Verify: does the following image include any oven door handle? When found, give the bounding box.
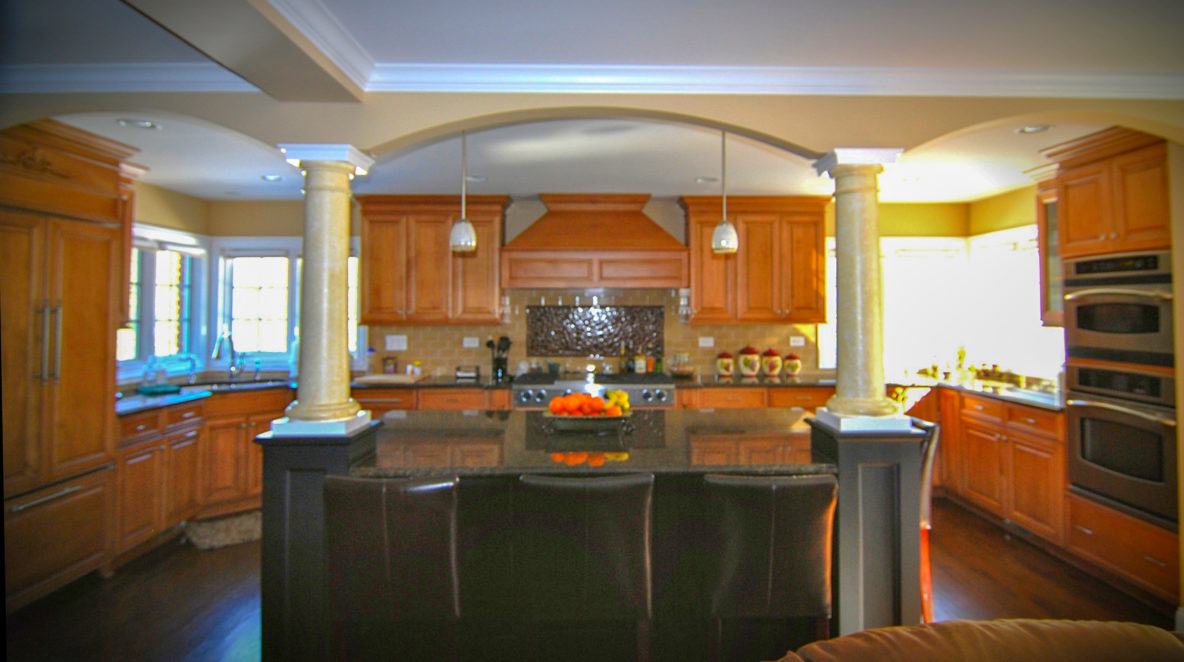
[1066,399,1177,427]
[1063,288,1173,302]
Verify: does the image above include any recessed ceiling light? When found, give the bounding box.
[465,175,486,183]
[116,118,160,130]
[261,174,283,182]
[696,176,718,184]
[1016,124,1051,134]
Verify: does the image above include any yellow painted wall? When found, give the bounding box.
[134,182,210,234]
[880,203,969,237]
[207,200,307,236]
[968,185,1037,235]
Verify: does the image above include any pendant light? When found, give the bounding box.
[449,131,478,252]
[711,130,739,254]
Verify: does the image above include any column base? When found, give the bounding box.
[815,407,912,432]
[824,394,901,419]
[269,410,372,436]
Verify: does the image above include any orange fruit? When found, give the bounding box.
[565,452,588,466]
[548,397,564,415]
[588,396,606,414]
[563,394,583,415]
[605,404,623,417]
[588,453,606,467]
[549,452,566,463]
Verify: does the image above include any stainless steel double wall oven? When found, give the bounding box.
[1063,251,1177,527]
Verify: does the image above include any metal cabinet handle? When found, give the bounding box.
[973,404,984,410]
[1022,417,1037,425]
[35,304,50,379]
[1066,399,1177,427]
[11,485,82,513]
[1143,555,1167,568]
[135,424,149,432]
[1064,288,1173,302]
[51,305,62,378]
[1073,524,1094,536]
[181,411,196,419]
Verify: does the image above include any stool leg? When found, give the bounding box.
[920,526,934,624]
[636,619,651,662]
[813,615,830,642]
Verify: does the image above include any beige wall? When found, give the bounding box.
[968,185,1037,235]
[134,182,210,233]
[207,200,307,236]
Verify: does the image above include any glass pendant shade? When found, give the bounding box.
[711,130,739,254]
[449,217,478,252]
[711,218,739,254]
[450,131,477,253]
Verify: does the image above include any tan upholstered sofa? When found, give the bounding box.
[772,619,1184,662]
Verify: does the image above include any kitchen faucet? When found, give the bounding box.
[211,329,242,381]
[184,354,198,384]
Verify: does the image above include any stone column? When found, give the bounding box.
[272,145,374,435]
[814,150,902,420]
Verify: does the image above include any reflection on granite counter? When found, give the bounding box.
[675,373,836,388]
[349,375,511,389]
[350,408,833,478]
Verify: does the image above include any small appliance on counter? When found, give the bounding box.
[455,365,481,381]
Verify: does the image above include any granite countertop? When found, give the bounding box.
[350,375,512,389]
[676,373,836,388]
[351,408,835,478]
[115,380,294,416]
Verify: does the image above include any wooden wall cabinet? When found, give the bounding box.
[198,389,292,519]
[681,196,827,324]
[1045,128,1169,259]
[1035,181,1062,326]
[359,195,508,325]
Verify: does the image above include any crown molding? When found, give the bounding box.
[278,143,375,174]
[264,0,374,91]
[0,63,257,93]
[367,64,1184,98]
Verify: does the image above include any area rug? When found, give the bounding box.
[184,510,261,550]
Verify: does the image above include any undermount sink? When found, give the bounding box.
[186,379,291,392]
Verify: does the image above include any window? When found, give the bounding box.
[117,236,202,371]
[226,256,290,354]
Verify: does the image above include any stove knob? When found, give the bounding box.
[562,388,573,396]
[641,389,653,402]
[518,390,532,403]
[534,391,547,403]
[654,390,668,402]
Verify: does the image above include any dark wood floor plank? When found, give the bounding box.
[5,499,1176,661]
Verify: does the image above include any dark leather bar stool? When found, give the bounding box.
[514,472,655,662]
[913,417,941,624]
[702,473,838,660]
[322,475,460,660]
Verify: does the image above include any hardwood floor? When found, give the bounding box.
[5,499,1175,661]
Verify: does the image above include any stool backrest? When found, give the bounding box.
[912,418,940,530]
[514,473,655,620]
[703,473,838,619]
[323,475,460,621]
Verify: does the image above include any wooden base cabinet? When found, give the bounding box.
[1067,493,1178,604]
[4,467,115,613]
[198,389,292,519]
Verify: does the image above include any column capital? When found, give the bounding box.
[278,143,375,175]
[813,148,903,177]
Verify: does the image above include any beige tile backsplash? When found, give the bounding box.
[366,289,817,378]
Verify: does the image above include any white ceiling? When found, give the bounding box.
[5,0,1183,203]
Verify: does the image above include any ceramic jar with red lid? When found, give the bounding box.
[761,348,782,377]
[738,346,761,377]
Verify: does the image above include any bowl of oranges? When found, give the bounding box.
[543,391,631,431]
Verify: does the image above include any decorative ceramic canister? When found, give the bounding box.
[783,352,802,376]
[761,348,782,377]
[715,351,734,377]
[738,346,761,377]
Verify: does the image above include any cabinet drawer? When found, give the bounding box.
[5,467,114,612]
[1005,404,1062,441]
[697,387,768,409]
[119,410,162,443]
[353,387,416,412]
[417,388,486,410]
[1067,493,1178,602]
[165,403,203,429]
[961,394,1005,422]
[768,386,833,409]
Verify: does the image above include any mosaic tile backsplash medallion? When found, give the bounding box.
[526,305,663,357]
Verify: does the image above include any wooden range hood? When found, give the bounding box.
[500,193,688,289]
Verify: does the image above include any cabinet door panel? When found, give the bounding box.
[1110,143,1170,252]
[165,428,202,525]
[360,216,407,323]
[780,216,825,322]
[1058,162,1111,258]
[1008,435,1063,544]
[117,444,163,552]
[689,219,735,322]
[246,413,273,495]
[406,216,449,321]
[937,388,962,492]
[203,416,248,505]
[451,217,501,323]
[735,214,779,321]
[961,421,1005,516]
[1,211,44,497]
[44,219,117,481]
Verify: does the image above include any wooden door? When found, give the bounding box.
[203,415,248,505]
[360,214,408,323]
[735,214,780,321]
[1007,433,1064,545]
[450,216,501,323]
[43,218,117,483]
[936,387,962,492]
[688,217,735,322]
[1109,142,1170,253]
[116,442,164,552]
[960,420,1006,516]
[164,427,202,525]
[1,211,45,498]
[405,215,450,322]
[779,214,826,322]
[1057,162,1111,258]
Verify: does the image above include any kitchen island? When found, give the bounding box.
[257,408,925,661]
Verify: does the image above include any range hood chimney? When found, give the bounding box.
[501,194,688,289]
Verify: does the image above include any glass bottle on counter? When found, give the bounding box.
[619,343,628,373]
[634,348,647,374]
